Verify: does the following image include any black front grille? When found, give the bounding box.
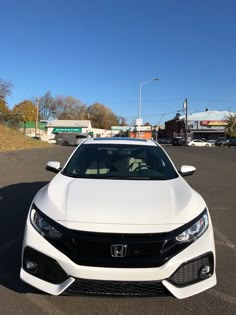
[49,230,188,268]
[65,278,171,297]
[34,206,208,269]
[169,253,214,287]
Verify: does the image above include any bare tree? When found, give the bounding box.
[35,92,126,129]
[117,116,128,126]
[53,96,87,120]
[0,78,13,99]
[38,91,54,120]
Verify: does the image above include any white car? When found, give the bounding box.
[188,139,212,147]
[20,138,216,298]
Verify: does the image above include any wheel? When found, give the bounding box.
[191,144,195,146]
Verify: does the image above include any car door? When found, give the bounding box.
[194,140,201,147]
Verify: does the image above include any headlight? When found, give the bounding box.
[30,207,62,240]
[176,211,209,243]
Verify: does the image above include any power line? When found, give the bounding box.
[123,109,184,119]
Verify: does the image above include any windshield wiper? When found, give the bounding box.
[106,176,152,180]
[62,172,153,180]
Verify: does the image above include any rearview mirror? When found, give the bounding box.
[46,161,61,173]
[179,165,196,177]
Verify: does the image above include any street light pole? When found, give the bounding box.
[183,98,188,144]
[35,98,39,138]
[137,78,160,138]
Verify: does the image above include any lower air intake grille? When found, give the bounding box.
[169,252,214,287]
[65,278,171,297]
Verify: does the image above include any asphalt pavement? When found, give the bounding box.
[0,145,235,314]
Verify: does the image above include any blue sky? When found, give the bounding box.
[1,0,236,124]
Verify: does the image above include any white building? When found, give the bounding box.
[46,120,92,142]
[46,120,112,142]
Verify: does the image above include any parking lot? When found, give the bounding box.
[0,145,235,314]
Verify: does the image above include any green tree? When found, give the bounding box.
[12,100,37,121]
[225,114,236,137]
[87,103,119,129]
[0,78,13,123]
[0,99,10,123]
[0,98,10,114]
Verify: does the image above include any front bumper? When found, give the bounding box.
[20,216,216,299]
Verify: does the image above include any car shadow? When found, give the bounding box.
[0,181,49,294]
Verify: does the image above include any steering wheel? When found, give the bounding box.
[129,163,151,172]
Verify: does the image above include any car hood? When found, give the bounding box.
[34,173,206,233]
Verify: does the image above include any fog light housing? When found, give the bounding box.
[199,265,211,279]
[25,260,38,274]
[169,252,214,287]
[23,247,68,284]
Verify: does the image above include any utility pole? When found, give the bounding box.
[35,98,39,138]
[183,98,188,144]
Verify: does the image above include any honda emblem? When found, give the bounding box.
[111,244,128,258]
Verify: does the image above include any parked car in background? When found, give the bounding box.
[215,137,229,147]
[207,140,216,145]
[55,133,88,146]
[228,138,236,147]
[75,134,89,145]
[172,137,186,146]
[188,139,212,147]
[20,137,216,298]
[158,138,173,145]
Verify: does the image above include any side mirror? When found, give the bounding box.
[179,165,196,177]
[46,161,61,173]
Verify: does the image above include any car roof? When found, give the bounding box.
[84,137,157,146]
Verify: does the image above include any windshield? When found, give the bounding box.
[62,143,178,180]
